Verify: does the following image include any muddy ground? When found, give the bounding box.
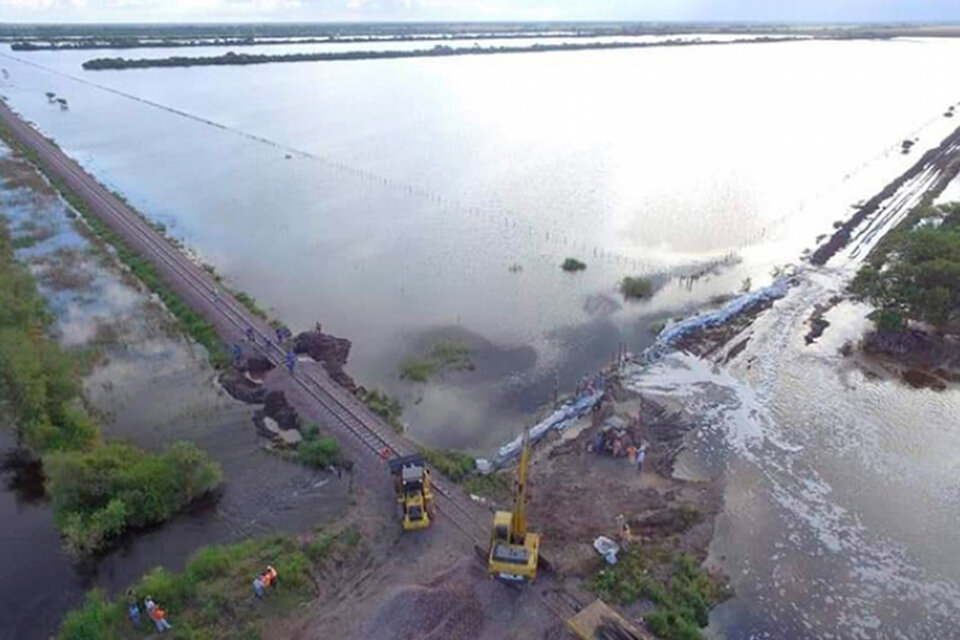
[845,328,960,392]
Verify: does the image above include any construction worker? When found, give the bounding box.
[253,574,266,598]
[637,445,646,473]
[127,595,142,628]
[149,604,172,633]
[264,565,278,588]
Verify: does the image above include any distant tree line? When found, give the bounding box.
[0,21,806,43]
[81,37,790,70]
[17,31,678,51]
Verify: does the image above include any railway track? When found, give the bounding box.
[2,102,591,631]
[0,99,491,547]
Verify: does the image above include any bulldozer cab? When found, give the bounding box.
[389,454,434,531]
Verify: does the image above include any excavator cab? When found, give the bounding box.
[487,429,541,582]
[389,454,434,531]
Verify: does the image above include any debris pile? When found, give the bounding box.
[253,390,303,446]
[293,323,359,392]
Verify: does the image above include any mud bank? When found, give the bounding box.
[854,329,960,391]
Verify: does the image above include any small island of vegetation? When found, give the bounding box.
[561,257,587,272]
[620,275,654,299]
[399,339,472,382]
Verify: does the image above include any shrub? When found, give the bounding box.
[561,257,587,272]
[45,441,223,554]
[872,308,906,333]
[56,530,363,640]
[421,447,475,481]
[58,591,124,640]
[620,276,654,299]
[297,427,340,468]
[589,548,727,640]
[361,389,404,432]
[850,225,960,330]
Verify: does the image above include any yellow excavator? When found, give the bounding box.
[389,454,434,531]
[487,428,541,582]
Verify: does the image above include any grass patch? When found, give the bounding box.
[561,257,587,272]
[620,276,654,300]
[589,548,728,640]
[398,340,472,382]
[56,527,363,640]
[296,422,340,468]
[463,472,511,502]
[399,358,435,382]
[235,290,268,321]
[420,446,475,482]
[359,389,404,433]
[46,441,223,555]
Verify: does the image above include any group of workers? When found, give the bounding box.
[125,565,279,631]
[593,428,647,472]
[234,326,297,373]
[127,594,172,633]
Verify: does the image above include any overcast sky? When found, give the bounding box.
[1,0,957,24]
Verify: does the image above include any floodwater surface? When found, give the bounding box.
[2,37,959,451]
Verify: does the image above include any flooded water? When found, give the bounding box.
[2,37,960,451]
[625,263,960,638]
[0,143,350,640]
[2,33,960,640]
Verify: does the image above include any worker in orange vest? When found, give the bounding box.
[264,565,278,588]
[149,603,172,633]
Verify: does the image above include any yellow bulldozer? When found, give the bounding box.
[487,428,541,582]
[389,453,434,531]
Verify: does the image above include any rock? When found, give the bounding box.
[805,317,830,345]
[293,323,359,392]
[263,390,301,431]
[241,354,275,377]
[253,413,303,447]
[218,369,267,404]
